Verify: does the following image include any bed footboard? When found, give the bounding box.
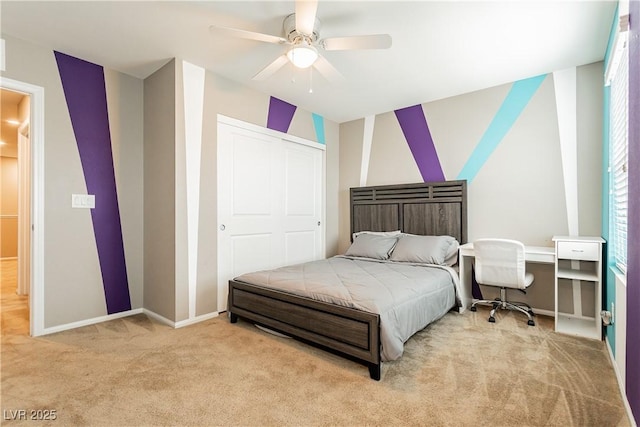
[228,279,381,380]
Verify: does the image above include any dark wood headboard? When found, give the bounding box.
[350,180,467,244]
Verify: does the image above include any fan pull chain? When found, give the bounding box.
[309,67,313,93]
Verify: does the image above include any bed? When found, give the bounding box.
[227,180,467,380]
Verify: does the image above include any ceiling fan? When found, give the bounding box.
[209,0,392,82]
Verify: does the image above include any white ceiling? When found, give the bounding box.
[1,1,616,123]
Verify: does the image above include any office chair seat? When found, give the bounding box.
[470,238,536,326]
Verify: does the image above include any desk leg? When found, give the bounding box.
[458,254,473,312]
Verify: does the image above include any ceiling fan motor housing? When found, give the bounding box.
[283,13,321,43]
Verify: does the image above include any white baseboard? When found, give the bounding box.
[532,308,554,317]
[143,308,219,328]
[40,308,144,336]
[36,308,219,337]
[142,309,175,327]
[605,335,637,426]
[174,312,219,328]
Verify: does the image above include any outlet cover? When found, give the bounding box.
[611,302,615,325]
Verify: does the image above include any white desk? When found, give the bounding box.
[552,236,604,340]
[458,242,555,312]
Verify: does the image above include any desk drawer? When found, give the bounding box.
[557,241,600,261]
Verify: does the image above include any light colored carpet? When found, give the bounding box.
[0,300,631,426]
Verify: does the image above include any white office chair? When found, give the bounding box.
[470,239,535,326]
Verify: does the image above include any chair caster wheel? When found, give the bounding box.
[488,317,495,323]
[528,320,535,326]
[470,306,477,312]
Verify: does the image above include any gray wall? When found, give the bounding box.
[338,118,365,245]
[182,63,340,320]
[1,35,340,328]
[106,68,144,310]
[143,60,176,320]
[577,63,606,235]
[1,35,144,327]
[143,59,340,323]
[338,62,604,312]
[4,33,601,327]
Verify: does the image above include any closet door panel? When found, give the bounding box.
[284,231,317,266]
[282,141,323,265]
[231,134,273,216]
[284,146,316,216]
[230,233,273,276]
[218,123,283,311]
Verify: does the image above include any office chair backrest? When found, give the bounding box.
[473,238,527,289]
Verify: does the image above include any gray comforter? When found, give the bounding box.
[234,255,461,362]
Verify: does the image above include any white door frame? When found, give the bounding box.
[1,77,45,337]
[17,119,30,296]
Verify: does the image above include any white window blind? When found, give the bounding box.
[609,39,629,274]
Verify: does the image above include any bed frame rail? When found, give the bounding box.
[228,279,381,380]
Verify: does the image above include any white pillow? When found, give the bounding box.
[352,230,401,241]
[444,239,460,266]
[345,234,399,260]
[390,234,458,265]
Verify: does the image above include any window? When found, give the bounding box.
[607,15,629,274]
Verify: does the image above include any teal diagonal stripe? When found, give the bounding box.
[312,113,325,145]
[457,74,547,183]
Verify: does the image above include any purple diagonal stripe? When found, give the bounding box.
[471,265,484,299]
[626,0,640,412]
[395,104,445,182]
[267,96,297,133]
[55,51,131,314]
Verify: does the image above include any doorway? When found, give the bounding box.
[0,88,30,335]
[1,78,44,337]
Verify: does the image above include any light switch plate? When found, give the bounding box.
[72,194,95,209]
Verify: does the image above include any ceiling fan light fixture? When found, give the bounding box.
[287,42,318,69]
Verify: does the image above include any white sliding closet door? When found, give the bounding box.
[217,117,324,312]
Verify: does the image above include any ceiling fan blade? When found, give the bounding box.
[313,56,344,83]
[252,55,289,81]
[209,25,287,45]
[321,34,392,51]
[295,0,318,35]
